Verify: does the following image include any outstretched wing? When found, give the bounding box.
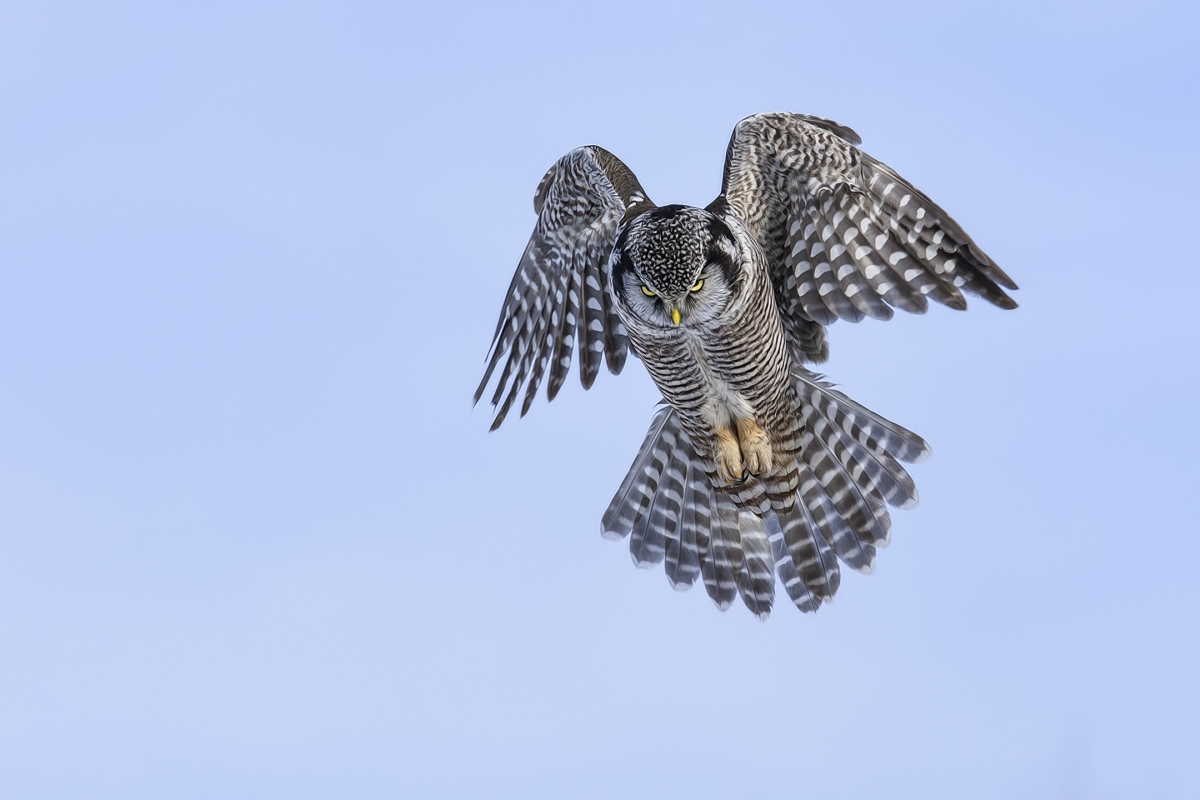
[717,112,1017,330]
[476,146,653,430]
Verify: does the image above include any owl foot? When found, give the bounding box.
[736,417,772,477]
[714,419,772,484]
[715,426,745,484]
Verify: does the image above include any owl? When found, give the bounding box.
[476,113,1017,618]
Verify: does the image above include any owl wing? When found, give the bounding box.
[716,112,1017,331]
[476,146,654,430]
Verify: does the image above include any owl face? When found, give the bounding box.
[613,205,741,330]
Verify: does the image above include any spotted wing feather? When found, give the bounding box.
[718,112,1017,337]
[476,146,652,429]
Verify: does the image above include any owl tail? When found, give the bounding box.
[602,371,929,617]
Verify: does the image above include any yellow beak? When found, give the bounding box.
[671,308,681,326]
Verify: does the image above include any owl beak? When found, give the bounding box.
[671,307,681,325]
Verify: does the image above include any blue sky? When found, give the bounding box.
[1,1,1197,797]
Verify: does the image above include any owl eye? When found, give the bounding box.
[640,285,656,297]
[689,278,704,292]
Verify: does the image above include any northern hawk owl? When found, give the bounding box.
[476,113,1017,618]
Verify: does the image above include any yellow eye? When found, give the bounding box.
[640,285,656,297]
[689,278,704,292]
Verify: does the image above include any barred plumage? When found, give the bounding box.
[478,112,1017,617]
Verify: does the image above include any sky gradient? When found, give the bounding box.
[1,1,1197,797]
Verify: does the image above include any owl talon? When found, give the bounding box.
[714,419,772,483]
[736,417,772,477]
[715,426,743,484]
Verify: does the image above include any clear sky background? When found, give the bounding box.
[1,1,1197,798]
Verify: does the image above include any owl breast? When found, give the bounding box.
[620,219,801,498]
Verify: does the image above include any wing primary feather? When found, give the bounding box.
[475,312,515,406]
[861,155,1018,292]
[578,255,604,390]
[545,252,583,401]
[476,252,540,411]
[488,262,547,424]
[492,282,548,429]
[598,242,629,376]
[520,268,564,417]
[479,146,650,429]
[859,158,1017,308]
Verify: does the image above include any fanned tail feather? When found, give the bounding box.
[629,421,686,568]
[601,406,672,540]
[706,500,743,611]
[795,415,881,573]
[794,369,931,465]
[775,497,840,613]
[663,459,702,590]
[603,377,928,616]
[733,510,776,619]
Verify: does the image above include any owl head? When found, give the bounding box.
[613,205,741,329]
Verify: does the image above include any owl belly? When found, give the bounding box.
[683,335,752,430]
[679,330,790,486]
[629,321,801,517]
